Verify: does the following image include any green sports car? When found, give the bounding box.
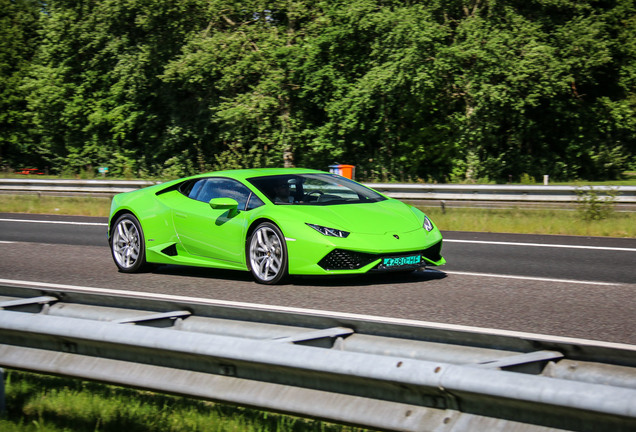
[108,168,445,284]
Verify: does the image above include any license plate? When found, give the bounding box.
[380,254,422,269]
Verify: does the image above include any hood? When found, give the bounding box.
[277,199,421,234]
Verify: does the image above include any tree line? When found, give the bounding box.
[1,0,635,182]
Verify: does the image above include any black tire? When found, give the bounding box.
[247,222,288,284]
[110,213,148,273]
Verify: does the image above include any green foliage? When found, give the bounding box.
[519,173,536,185]
[1,0,634,180]
[0,0,42,169]
[575,186,618,221]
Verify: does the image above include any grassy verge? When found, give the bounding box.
[1,369,364,432]
[421,207,636,238]
[0,195,112,217]
[1,194,634,237]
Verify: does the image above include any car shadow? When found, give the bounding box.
[151,265,254,282]
[149,265,447,287]
[289,269,448,287]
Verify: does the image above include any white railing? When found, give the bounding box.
[0,178,155,196]
[1,178,635,206]
[1,283,635,432]
[368,183,636,204]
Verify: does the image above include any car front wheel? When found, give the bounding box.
[247,222,288,284]
[110,213,147,273]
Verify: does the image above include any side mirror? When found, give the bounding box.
[209,198,239,217]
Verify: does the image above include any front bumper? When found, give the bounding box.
[286,228,445,275]
[318,240,444,271]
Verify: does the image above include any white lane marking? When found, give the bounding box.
[445,239,636,252]
[1,278,634,351]
[0,241,618,286]
[0,218,107,227]
[443,270,621,286]
[2,218,635,252]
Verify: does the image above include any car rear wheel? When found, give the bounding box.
[110,213,147,273]
[248,222,288,284]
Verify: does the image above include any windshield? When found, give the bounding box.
[247,173,387,205]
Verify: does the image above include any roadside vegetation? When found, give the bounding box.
[1,192,634,237]
[3,172,636,185]
[3,1,635,182]
[425,207,635,238]
[0,195,111,218]
[1,369,364,432]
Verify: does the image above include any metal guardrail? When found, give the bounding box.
[0,178,155,196]
[369,183,636,204]
[1,178,635,206]
[0,283,635,431]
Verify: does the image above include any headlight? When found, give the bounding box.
[410,206,435,232]
[423,215,434,232]
[306,223,350,238]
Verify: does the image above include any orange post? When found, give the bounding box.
[328,164,356,179]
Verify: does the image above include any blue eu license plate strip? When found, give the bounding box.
[381,255,422,269]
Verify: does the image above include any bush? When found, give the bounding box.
[575,186,618,220]
[519,173,536,184]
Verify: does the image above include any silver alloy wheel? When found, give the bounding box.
[249,224,285,283]
[112,217,141,270]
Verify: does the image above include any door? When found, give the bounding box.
[171,178,262,264]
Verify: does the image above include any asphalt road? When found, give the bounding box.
[1,213,635,344]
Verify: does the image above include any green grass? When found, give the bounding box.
[420,206,636,238]
[552,179,636,186]
[0,195,112,217]
[550,171,636,186]
[1,194,634,237]
[1,370,365,432]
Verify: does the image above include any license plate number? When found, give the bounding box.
[381,255,421,269]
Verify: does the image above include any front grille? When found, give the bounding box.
[318,240,443,271]
[318,250,377,270]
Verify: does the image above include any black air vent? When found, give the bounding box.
[318,250,376,270]
[161,244,178,256]
[422,240,443,263]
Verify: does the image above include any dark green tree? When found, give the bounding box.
[163,1,320,171]
[294,1,456,181]
[0,0,42,170]
[5,0,634,181]
[23,0,210,176]
[434,0,630,182]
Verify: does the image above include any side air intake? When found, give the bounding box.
[161,244,178,256]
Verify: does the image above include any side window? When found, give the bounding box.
[181,179,205,199]
[246,193,265,210]
[184,178,263,211]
